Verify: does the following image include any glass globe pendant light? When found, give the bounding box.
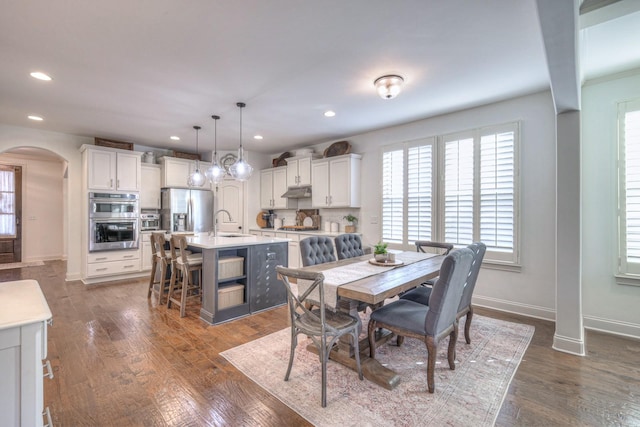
[228,102,254,181]
[205,115,225,184]
[187,125,206,187]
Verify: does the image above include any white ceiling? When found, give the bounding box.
[1,0,639,155]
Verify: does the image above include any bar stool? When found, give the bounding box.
[167,235,203,317]
[147,232,172,304]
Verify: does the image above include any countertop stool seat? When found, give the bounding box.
[167,235,203,317]
[147,232,173,304]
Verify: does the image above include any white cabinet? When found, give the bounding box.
[311,153,362,208]
[83,146,142,192]
[86,250,141,278]
[286,233,301,268]
[140,232,153,271]
[160,157,211,189]
[141,164,161,208]
[260,167,294,209]
[286,155,318,187]
[0,280,53,427]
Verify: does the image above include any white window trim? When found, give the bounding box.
[380,122,521,269]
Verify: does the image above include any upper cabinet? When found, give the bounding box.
[160,157,211,189]
[286,155,319,188]
[260,166,295,209]
[311,153,362,208]
[82,145,142,192]
[140,164,161,209]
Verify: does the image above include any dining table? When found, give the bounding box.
[298,251,446,390]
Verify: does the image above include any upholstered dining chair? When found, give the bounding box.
[415,241,454,287]
[167,235,203,317]
[147,232,172,304]
[367,248,474,393]
[334,233,365,260]
[401,242,486,344]
[299,236,337,266]
[276,265,363,407]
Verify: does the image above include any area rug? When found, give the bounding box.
[0,260,44,270]
[221,314,534,427]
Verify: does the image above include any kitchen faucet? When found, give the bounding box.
[211,209,233,237]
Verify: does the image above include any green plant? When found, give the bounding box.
[373,241,388,255]
[343,214,358,225]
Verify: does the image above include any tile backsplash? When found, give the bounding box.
[273,208,360,231]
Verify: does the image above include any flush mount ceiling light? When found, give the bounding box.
[187,125,206,187]
[228,102,254,182]
[205,115,226,185]
[374,74,404,99]
[324,110,336,117]
[30,71,52,81]
[170,136,180,141]
[28,115,43,121]
[253,135,263,140]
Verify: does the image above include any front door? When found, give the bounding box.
[216,179,244,233]
[0,165,22,263]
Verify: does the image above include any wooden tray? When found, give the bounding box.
[323,140,351,157]
[369,258,403,266]
[256,211,268,228]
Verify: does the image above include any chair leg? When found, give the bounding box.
[447,327,457,370]
[425,336,437,393]
[147,257,158,298]
[179,266,189,317]
[464,306,474,344]
[397,335,405,347]
[352,330,363,380]
[157,260,169,305]
[166,261,178,309]
[320,335,327,408]
[285,329,297,381]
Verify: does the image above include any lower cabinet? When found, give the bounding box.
[140,233,153,271]
[0,280,53,427]
[86,250,141,278]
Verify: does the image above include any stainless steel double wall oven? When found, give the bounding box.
[89,192,139,252]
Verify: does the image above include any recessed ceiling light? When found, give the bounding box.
[28,115,43,121]
[324,110,336,117]
[30,72,52,81]
[170,136,180,141]
[253,135,263,140]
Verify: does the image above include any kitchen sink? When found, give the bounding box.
[216,233,254,238]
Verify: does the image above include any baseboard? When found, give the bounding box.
[473,295,556,321]
[23,256,63,262]
[584,315,640,340]
[65,272,82,282]
[553,333,586,356]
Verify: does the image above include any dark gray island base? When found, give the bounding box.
[185,235,288,324]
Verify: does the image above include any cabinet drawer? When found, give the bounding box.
[88,250,140,263]
[87,259,141,277]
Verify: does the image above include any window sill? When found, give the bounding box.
[615,274,640,287]
[482,261,521,273]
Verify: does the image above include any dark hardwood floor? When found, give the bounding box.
[2,260,639,426]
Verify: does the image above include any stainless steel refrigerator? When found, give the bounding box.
[160,188,214,233]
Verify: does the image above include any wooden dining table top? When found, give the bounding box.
[300,251,446,305]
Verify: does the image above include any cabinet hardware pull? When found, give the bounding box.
[95,257,107,261]
[110,179,113,188]
[117,179,120,188]
[43,360,54,379]
[124,264,134,268]
[123,255,134,258]
[96,268,108,271]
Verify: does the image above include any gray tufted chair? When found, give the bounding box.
[334,233,365,260]
[299,236,337,267]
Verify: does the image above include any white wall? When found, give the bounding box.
[582,70,640,337]
[0,152,65,261]
[0,124,90,280]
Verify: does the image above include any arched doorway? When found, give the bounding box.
[0,147,67,264]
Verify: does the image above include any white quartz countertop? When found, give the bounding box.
[250,228,361,237]
[0,279,52,330]
[185,233,290,249]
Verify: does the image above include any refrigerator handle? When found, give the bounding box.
[187,197,193,231]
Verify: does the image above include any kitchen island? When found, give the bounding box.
[184,234,289,324]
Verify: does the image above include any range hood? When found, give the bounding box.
[282,186,312,198]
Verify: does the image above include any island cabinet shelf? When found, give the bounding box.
[195,240,288,324]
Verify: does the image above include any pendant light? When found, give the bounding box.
[187,125,206,187]
[228,102,254,181]
[205,115,225,184]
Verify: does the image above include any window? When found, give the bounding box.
[0,166,17,238]
[381,123,519,266]
[618,99,640,280]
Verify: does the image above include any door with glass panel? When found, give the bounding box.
[0,165,22,263]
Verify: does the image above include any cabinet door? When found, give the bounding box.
[272,167,289,208]
[328,157,351,207]
[286,160,298,188]
[87,150,116,190]
[163,158,193,188]
[311,160,330,207]
[140,165,161,208]
[297,157,312,186]
[116,152,141,191]
[216,180,244,233]
[141,241,152,271]
[260,169,274,209]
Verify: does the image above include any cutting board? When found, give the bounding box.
[256,211,268,228]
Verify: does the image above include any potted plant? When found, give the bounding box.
[373,241,388,262]
[343,214,358,233]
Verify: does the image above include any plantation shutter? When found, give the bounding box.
[407,142,434,243]
[382,149,404,243]
[0,166,17,238]
[620,102,640,275]
[443,136,474,245]
[480,129,515,254]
